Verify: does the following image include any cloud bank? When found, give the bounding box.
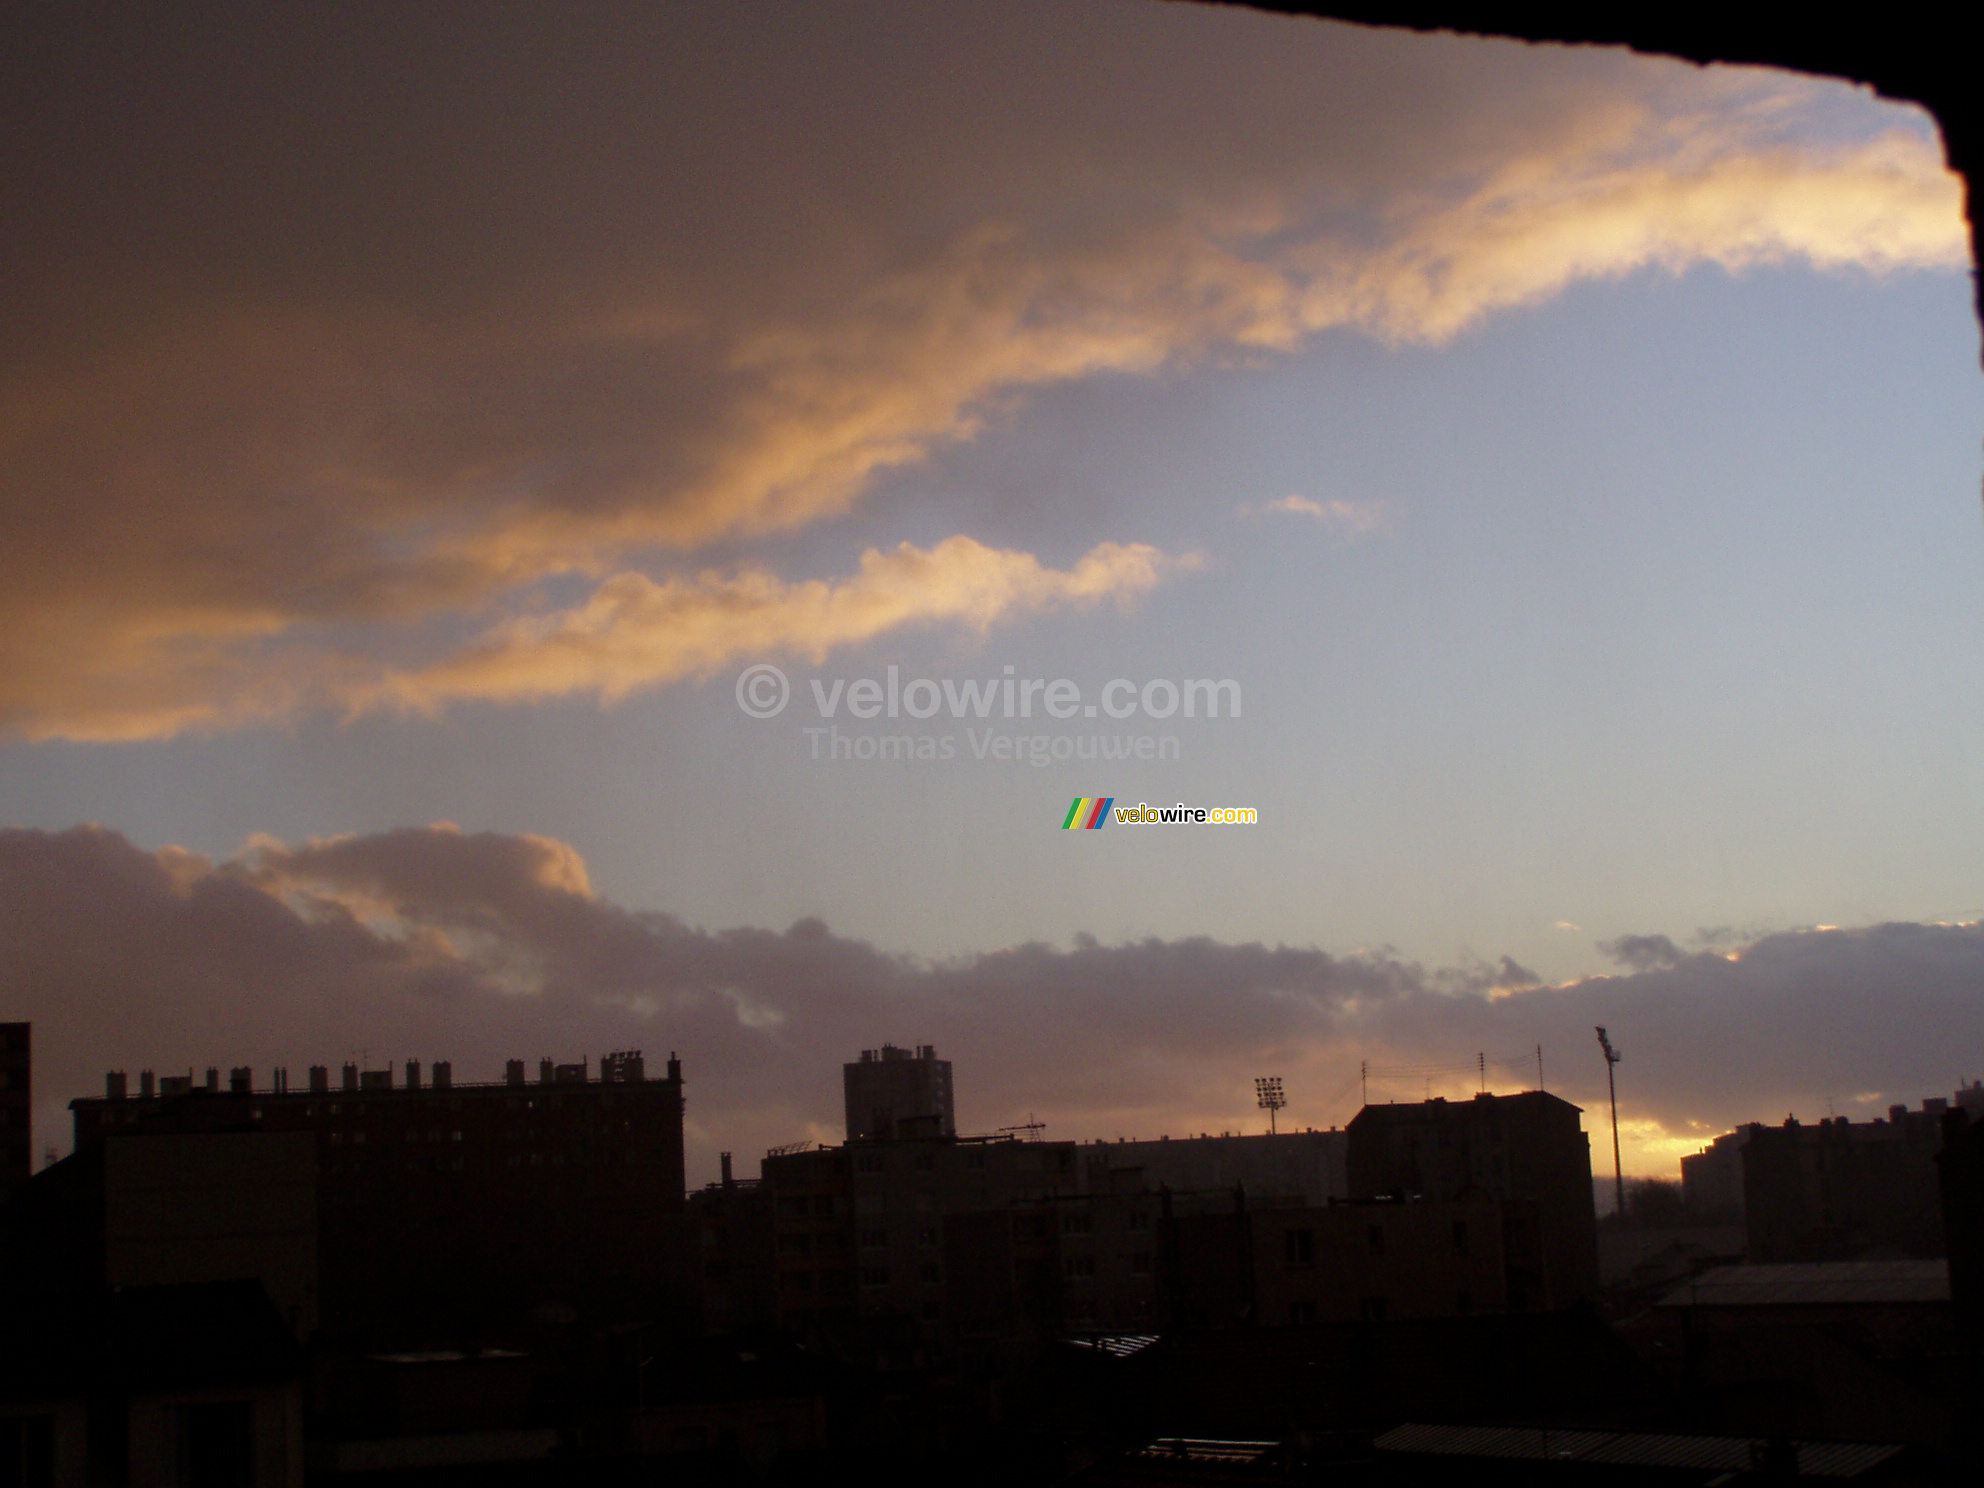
[5,824,1978,1183]
[0,3,1965,740]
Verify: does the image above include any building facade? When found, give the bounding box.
[842,1044,954,1141]
[1346,1091,1599,1310]
[1738,1103,1946,1263]
[1078,1128,1346,1206]
[64,1050,689,1346]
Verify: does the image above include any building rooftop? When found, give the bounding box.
[1654,1260,1950,1309]
[1375,1423,1906,1480]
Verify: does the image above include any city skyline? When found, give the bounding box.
[3,1,1981,1186]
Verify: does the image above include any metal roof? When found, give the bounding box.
[1375,1423,1905,1479]
[1136,1439,1279,1465]
[1653,1260,1949,1309]
[1065,1332,1161,1358]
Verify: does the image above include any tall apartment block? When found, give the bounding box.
[843,1044,954,1141]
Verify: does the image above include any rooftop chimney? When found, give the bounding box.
[106,1071,127,1100]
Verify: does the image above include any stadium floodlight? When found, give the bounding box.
[1254,1076,1286,1135]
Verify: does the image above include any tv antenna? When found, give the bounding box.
[1255,1077,1286,1135]
[1595,1027,1624,1220]
[998,1115,1045,1143]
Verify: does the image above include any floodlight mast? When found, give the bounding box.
[1254,1076,1286,1135]
[1595,1027,1624,1220]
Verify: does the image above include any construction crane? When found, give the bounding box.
[1595,1027,1624,1221]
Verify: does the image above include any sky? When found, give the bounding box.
[3,0,1981,1186]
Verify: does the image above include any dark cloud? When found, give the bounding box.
[1600,932,1684,970]
[4,825,1979,1181]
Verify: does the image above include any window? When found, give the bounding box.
[860,1266,890,1287]
[1367,1225,1384,1255]
[1061,1212,1092,1235]
[1289,1300,1318,1324]
[1456,1290,1473,1315]
[1064,1256,1096,1278]
[1284,1228,1314,1268]
[1128,1210,1150,1232]
[914,1153,934,1171]
[1129,1251,1153,1274]
[813,1194,837,1217]
[859,1229,889,1249]
[1359,1296,1389,1322]
[918,1227,938,1247]
[856,1153,884,1174]
[966,1150,987,1169]
[1452,1220,1468,1255]
[919,1263,940,1284]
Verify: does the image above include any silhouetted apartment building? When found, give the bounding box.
[947,1189,1164,1338]
[1165,1191,1512,1328]
[1939,1105,1984,1353]
[1078,1127,1346,1206]
[1346,1091,1600,1309]
[2,1131,318,1338]
[754,1044,1077,1341]
[0,1280,305,1488]
[761,1131,1078,1339]
[1680,1125,1749,1219]
[689,1152,778,1335]
[1682,1089,1978,1263]
[0,1023,28,1200]
[1737,1101,1948,1263]
[59,1050,689,1346]
[843,1044,954,1140]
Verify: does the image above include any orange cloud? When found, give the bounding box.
[366,536,1185,713]
[0,9,1965,741]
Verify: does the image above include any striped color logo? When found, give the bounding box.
[1062,797,1114,830]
